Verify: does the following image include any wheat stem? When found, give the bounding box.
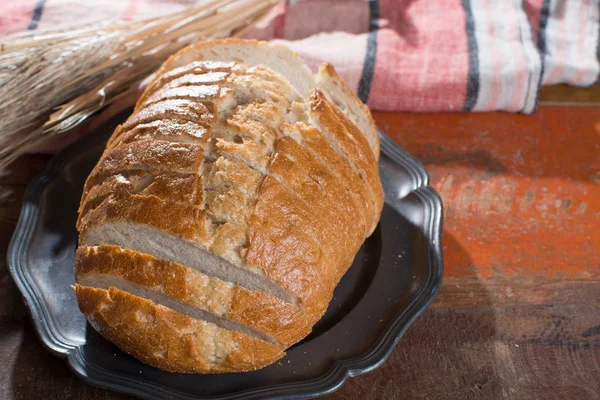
[0,0,280,171]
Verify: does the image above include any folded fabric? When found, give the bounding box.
[0,0,598,113]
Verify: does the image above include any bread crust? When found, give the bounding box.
[244,135,364,321]
[79,191,211,245]
[76,245,310,346]
[316,63,380,158]
[308,90,384,234]
[76,39,383,373]
[75,285,285,373]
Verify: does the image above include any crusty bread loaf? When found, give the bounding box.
[75,39,383,373]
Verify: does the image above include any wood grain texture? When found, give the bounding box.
[539,83,600,106]
[1,105,599,399]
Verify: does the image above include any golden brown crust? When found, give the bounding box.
[317,63,379,158]
[308,90,384,233]
[125,99,217,130]
[244,174,327,319]
[281,123,371,237]
[88,139,205,185]
[76,245,310,346]
[77,170,203,228]
[142,85,222,108]
[244,135,367,322]
[107,119,210,150]
[79,138,206,227]
[76,39,383,373]
[75,285,285,373]
[79,192,211,245]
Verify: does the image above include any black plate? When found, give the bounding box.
[8,111,443,400]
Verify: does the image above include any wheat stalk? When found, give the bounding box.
[0,0,280,170]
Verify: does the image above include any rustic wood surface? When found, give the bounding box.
[1,96,599,399]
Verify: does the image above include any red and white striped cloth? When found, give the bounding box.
[1,0,598,113]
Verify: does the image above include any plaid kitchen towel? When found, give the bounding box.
[0,0,598,114]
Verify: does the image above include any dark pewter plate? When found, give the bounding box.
[8,110,443,400]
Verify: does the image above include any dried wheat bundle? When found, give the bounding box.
[0,0,280,170]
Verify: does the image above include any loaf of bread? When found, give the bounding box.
[75,39,384,373]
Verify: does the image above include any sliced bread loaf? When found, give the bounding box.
[76,39,383,373]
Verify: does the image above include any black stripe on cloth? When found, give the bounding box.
[597,9,600,65]
[531,0,552,111]
[28,0,47,30]
[519,19,538,113]
[461,0,480,111]
[537,0,552,55]
[597,3,600,63]
[357,0,379,104]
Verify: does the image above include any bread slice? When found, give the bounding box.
[76,39,383,373]
[316,63,379,157]
[75,285,284,373]
[80,218,296,304]
[307,91,382,234]
[78,170,203,225]
[76,245,310,346]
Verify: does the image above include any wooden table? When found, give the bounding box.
[1,89,599,399]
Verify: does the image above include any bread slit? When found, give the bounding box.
[309,118,377,205]
[140,71,230,104]
[77,274,278,344]
[141,80,288,111]
[81,167,201,212]
[142,85,223,108]
[139,62,236,105]
[108,120,210,149]
[146,67,294,104]
[81,222,298,306]
[122,99,216,131]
